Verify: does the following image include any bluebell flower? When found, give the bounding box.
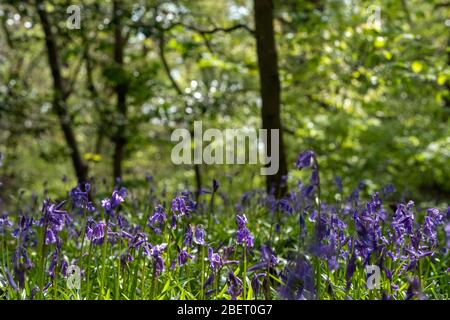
[445,223,450,249]
[149,243,167,276]
[279,257,315,300]
[12,246,32,288]
[227,272,243,300]
[102,187,127,216]
[381,184,395,197]
[0,213,12,231]
[334,176,343,194]
[177,248,193,267]
[423,208,443,246]
[111,187,127,207]
[147,205,167,234]
[207,247,223,272]
[40,199,69,244]
[249,244,279,272]
[48,251,58,278]
[4,267,18,291]
[171,194,195,217]
[277,198,293,215]
[117,215,129,229]
[295,150,315,169]
[406,277,422,300]
[86,218,107,245]
[183,224,194,247]
[251,273,265,297]
[194,225,206,246]
[236,214,254,247]
[170,214,177,229]
[70,183,95,212]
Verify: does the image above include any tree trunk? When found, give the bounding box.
[112,0,128,182]
[36,1,88,183]
[253,0,288,197]
[158,31,203,198]
[445,36,450,116]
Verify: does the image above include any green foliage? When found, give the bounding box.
[0,0,448,206]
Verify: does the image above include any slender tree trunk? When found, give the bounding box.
[112,0,128,182]
[36,0,88,183]
[445,37,450,115]
[253,0,288,197]
[82,37,105,154]
[158,31,203,198]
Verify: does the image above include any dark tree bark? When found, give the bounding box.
[253,0,288,197]
[158,31,203,200]
[36,1,88,183]
[82,35,105,155]
[445,36,450,114]
[112,0,128,182]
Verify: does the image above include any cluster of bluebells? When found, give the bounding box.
[0,149,448,300]
[40,200,70,245]
[148,205,167,234]
[101,187,127,217]
[170,194,196,229]
[70,183,95,212]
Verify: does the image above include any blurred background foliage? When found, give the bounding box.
[0,0,448,207]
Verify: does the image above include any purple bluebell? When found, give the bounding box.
[277,198,293,215]
[0,213,12,232]
[207,247,223,272]
[149,243,167,276]
[170,214,177,229]
[171,194,195,217]
[147,205,167,234]
[249,244,279,272]
[48,251,58,278]
[101,199,112,215]
[4,267,18,291]
[102,187,127,216]
[30,287,39,300]
[13,246,32,288]
[227,272,243,300]
[121,253,134,267]
[69,183,95,212]
[334,176,343,194]
[111,187,127,207]
[381,184,395,197]
[183,224,194,247]
[279,257,315,300]
[177,249,193,267]
[86,218,107,245]
[392,201,415,249]
[295,150,315,169]
[117,215,129,229]
[60,259,68,277]
[445,223,450,249]
[406,277,422,300]
[40,199,69,244]
[422,208,443,246]
[345,250,356,290]
[251,274,264,297]
[236,214,254,247]
[310,168,319,186]
[42,282,52,292]
[194,225,206,246]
